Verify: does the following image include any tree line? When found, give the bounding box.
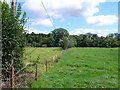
[26,28,120,49]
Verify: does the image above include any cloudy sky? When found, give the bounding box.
[6,0,119,36]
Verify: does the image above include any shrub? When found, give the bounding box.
[2,1,27,77]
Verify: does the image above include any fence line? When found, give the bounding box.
[2,51,64,88]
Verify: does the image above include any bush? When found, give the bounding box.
[60,36,77,50]
[2,1,27,76]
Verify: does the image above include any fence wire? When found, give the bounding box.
[1,51,63,88]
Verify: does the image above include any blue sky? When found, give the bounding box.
[6,0,119,36]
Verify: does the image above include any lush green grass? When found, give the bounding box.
[29,47,118,88]
[24,47,62,62]
[23,47,62,72]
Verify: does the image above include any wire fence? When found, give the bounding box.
[1,66,35,88]
[1,51,64,88]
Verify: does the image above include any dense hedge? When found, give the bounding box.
[2,1,27,77]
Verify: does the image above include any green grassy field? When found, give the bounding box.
[24,47,62,63]
[24,47,62,73]
[25,47,118,88]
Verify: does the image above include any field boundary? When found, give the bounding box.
[2,50,64,88]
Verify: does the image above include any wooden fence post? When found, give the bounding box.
[46,60,48,72]
[53,57,54,62]
[11,64,14,89]
[6,79,9,88]
[50,57,51,65]
[56,55,58,60]
[35,64,38,81]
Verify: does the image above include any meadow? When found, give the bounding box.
[24,47,118,88]
[23,47,62,73]
[24,47,62,63]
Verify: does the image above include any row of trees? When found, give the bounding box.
[73,33,120,47]
[26,28,77,50]
[26,28,120,49]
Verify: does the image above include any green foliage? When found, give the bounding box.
[25,32,119,48]
[60,37,69,50]
[52,28,69,46]
[2,1,27,71]
[26,33,55,47]
[68,36,77,48]
[75,33,119,47]
[60,36,77,50]
[51,28,77,50]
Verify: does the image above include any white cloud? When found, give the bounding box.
[25,27,49,34]
[31,19,53,27]
[69,28,117,36]
[25,27,117,37]
[22,0,105,18]
[86,15,118,26]
[22,0,118,27]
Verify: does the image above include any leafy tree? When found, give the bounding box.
[43,33,55,47]
[104,34,118,47]
[25,31,119,48]
[60,36,69,50]
[68,36,77,48]
[114,33,120,47]
[86,33,93,39]
[91,34,99,47]
[2,1,27,77]
[60,36,77,50]
[98,36,105,47]
[77,34,90,47]
[52,28,69,46]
